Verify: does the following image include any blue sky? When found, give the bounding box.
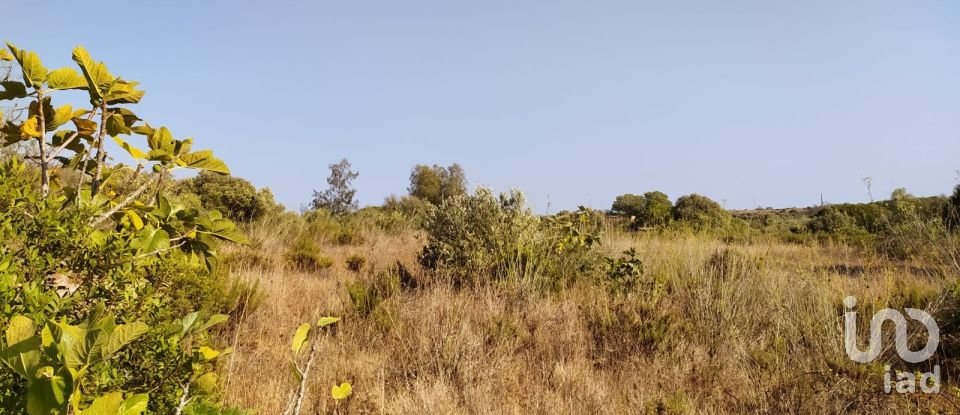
[5,0,960,212]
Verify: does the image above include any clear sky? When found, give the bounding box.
[5,0,960,212]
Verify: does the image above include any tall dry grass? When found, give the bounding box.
[217,218,959,414]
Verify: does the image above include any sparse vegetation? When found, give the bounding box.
[2,41,959,415]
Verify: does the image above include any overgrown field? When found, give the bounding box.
[2,43,960,415]
[218,209,960,414]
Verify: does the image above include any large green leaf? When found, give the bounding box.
[0,81,27,100]
[48,105,86,130]
[105,113,132,136]
[53,320,93,370]
[72,46,114,102]
[6,43,47,88]
[193,372,218,394]
[112,136,146,159]
[47,67,88,90]
[178,150,230,175]
[197,314,229,332]
[6,315,34,346]
[52,130,86,153]
[101,322,148,358]
[119,394,149,415]
[291,323,311,355]
[0,316,40,379]
[104,79,144,104]
[147,127,175,153]
[27,366,73,415]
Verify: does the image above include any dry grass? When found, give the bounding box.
[218,221,959,414]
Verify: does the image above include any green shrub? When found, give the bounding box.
[285,237,333,272]
[303,208,366,246]
[604,248,645,292]
[383,194,431,229]
[419,188,539,284]
[672,194,730,229]
[175,171,281,223]
[612,191,673,229]
[537,207,606,289]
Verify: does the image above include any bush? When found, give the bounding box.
[419,188,539,284]
[611,191,673,229]
[175,171,281,222]
[383,194,431,229]
[285,236,333,272]
[672,194,730,229]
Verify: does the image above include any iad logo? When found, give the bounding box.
[843,296,940,393]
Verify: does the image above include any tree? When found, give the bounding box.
[0,43,243,414]
[176,171,280,222]
[673,194,730,229]
[311,158,359,215]
[408,163,467,205]
[611,191,673,229]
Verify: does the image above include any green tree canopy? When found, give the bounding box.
[611,191,673,229]
[176,171,280,222]
[672,194,730,229]
[408,163,467,205]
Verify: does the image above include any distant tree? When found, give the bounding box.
[611,191,673,229]
[176,171,280,222]
[408,163,467,205]
[673,194,730,229]
[311,158,359,215]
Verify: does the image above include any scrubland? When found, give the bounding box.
[219,210,960,414]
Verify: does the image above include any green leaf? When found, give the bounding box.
[52,320,91,370]
[6,43,47,88]
[330,382,353,400]
[147,127,175,153]
[6,315,35,346]
[197,314,229,332]
[101,322,148,359]
[48,105,86,130]
[178,150,230,174]
[197,346,220,361]
[73,118,98,137]
[146,149,174,163]
[47,67,88,90]
[316,317,340,328]
[112,136,146,159]
[105,79,144,104]
[106,113,132,136]
[125,210,144,230]
[0,316,40,379]
[119,394,148,415]
[81,391,122,415]
[20,116,41,138]
[72,46,114,102]
[0,81,27,100]
[0,48,12,61]
[27,366,73,415]
[193,372,218,395]
[291,323,311,355]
